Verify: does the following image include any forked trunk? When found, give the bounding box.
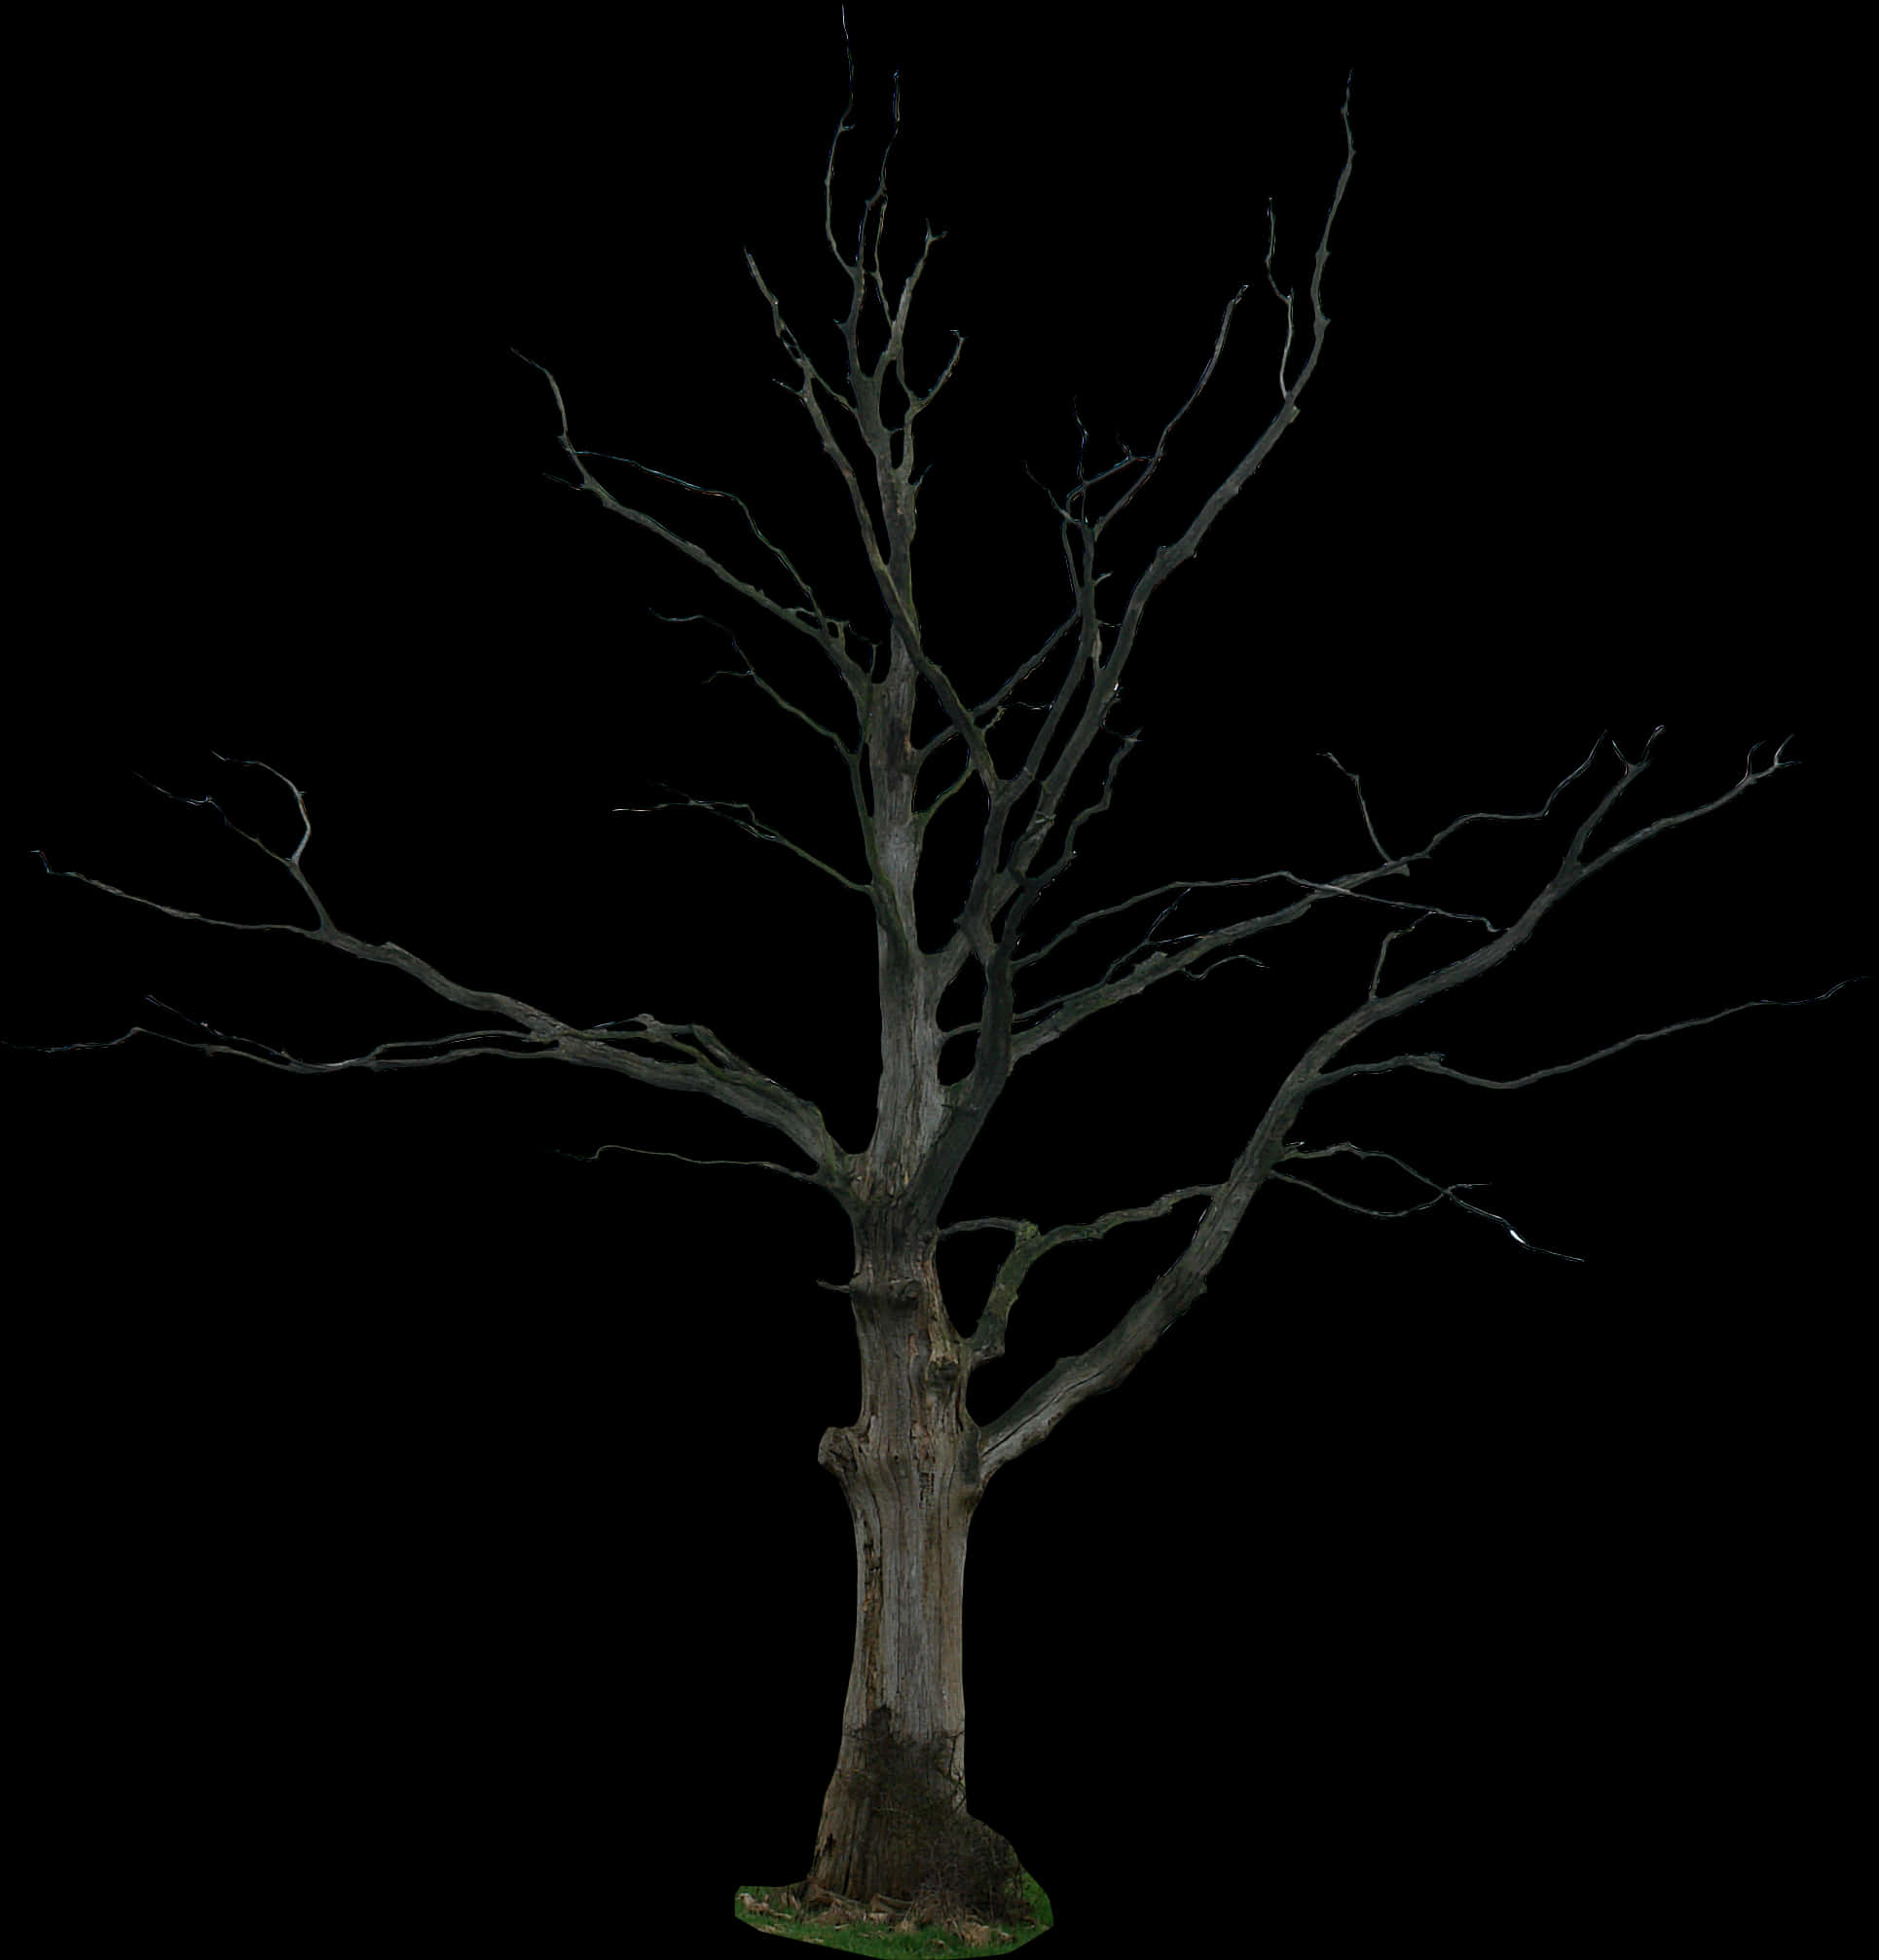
[802,1244,1027,1926]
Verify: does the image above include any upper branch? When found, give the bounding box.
[512,351,870,709]
[672,610,863,767]
[1102,80,1355,679]
[987,729,1607,1062]
[745,62,989,795]
[942,80,1359,997]
[614,783,871,895]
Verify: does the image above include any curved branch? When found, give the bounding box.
[976,733,1852,1485]
[961,1185,1220,1369]
[614,785,870,894]
[566,443,837,637]
[5,996,563,1075]
[657,610,863,765]
[24,758,851,1180]
[1312,980,1866,1095]
[747,70,999,801]
[548,1139,824,1184]
[512,351,869,706]
[1096,79,1357,709]
[1003,867,1487,1060]
[1275,1140,1582,1262]
[999,725,1751,1062]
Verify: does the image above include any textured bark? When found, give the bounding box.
[803,1232,1023,1923]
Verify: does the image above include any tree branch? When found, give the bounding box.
[996,867,1492,1059]
[949,75,1360,980]
[512,350,870,708]
[1274,1140,1582,1262]
[968,728,1646,1061]
[614,783,871,894]
[20,757,851,1183]
[657,610,864,767]
[1311,980,1866,1095]
[975,730,1853,1485]
[952,1187,1220,1370]
[547,1139,824,1184]
[743,55,993,796]
[5,995,565,1075]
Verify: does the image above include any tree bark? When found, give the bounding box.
[802,1228,1026,1925]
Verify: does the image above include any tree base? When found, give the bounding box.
[808,1717,1031,1927]
[734,1861,1051,1947]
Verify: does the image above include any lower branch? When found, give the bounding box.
[19,755,849,1175]
[952,1187,1219,1365]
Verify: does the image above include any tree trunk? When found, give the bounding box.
[802,1235,1027,1926]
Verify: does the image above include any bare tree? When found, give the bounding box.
[11,39,1861,1942]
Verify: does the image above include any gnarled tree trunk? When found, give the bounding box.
[803,1226,1025,1924]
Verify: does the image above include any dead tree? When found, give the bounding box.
[13,51,1859,1932]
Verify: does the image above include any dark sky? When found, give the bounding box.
[8,20,1862,1945]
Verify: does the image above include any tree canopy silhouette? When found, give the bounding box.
[5,19,1865,1952]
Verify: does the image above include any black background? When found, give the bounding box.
[7,15,1865,1950]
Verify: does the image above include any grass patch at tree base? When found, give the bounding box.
[733,1862,1053,1952]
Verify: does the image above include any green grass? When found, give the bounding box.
[732,1863,1053,1953]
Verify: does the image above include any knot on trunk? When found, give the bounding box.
[817,1424,858,1477]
